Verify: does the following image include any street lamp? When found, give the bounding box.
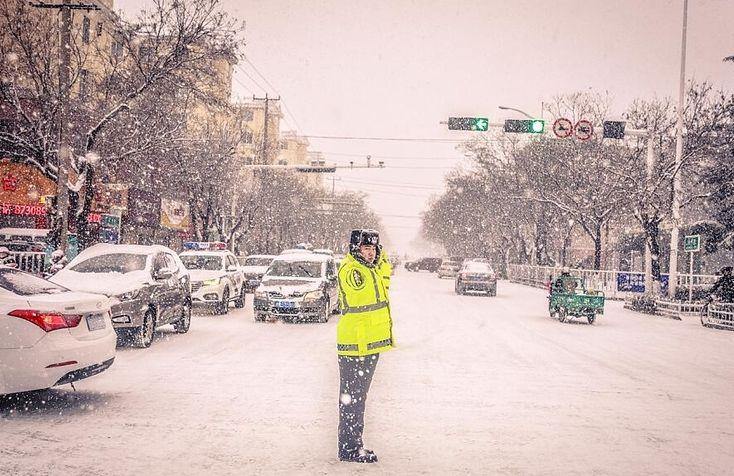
[498,105,534,119]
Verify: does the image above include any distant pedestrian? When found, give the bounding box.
[336,229,394,463]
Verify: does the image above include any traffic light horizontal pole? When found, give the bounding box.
[238,164,384,170]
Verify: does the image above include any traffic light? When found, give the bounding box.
[602,121,626,139]
[448,117,489,131]
[504,119,545,134]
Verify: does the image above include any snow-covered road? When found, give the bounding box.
[2,271,733,475]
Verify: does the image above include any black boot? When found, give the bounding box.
[339,448,378,463]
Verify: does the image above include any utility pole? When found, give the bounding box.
[252,94,280,164]
[668,0,688,298]
[33,0,100,253]
[644,134,656,294]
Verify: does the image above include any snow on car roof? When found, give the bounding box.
[245,254,276,259]
[0,227,50,237]
[271,253,331,263]
[69,244,177,266]
[180,250,231,257]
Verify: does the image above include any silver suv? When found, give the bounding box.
[51,244,191,348]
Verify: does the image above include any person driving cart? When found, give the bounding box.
[552,268,577,294]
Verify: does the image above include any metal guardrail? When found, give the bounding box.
[507,264,718,300]
[702,303,734,330]
[655,299,705,319]
[10,251,47,275]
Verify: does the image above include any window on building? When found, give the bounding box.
[139,46,153,63]
[242,109,254,121]
[279,140,288,150]
[111,40,123,59]
[278,159,288,165]
[97,21,103,37]
[243,131,253,144]
[82,16,90,44]
[79,69,90,98]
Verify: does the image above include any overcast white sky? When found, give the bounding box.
[117,0,734,255]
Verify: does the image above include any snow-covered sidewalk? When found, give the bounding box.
[1,272,733,475]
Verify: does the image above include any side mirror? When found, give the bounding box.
[154,267,174,280]
[227,265,239,272]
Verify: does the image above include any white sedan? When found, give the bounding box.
[0,266,117,395]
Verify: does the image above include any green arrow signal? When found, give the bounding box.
[471,118,489,131]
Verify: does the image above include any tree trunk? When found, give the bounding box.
[593,222,603,270]
[77,164,95,250]
[646,220,662,280]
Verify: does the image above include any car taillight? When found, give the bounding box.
[8,310,83,332]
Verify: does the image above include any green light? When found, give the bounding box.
[472,118,489,131]
[530,120,545,133]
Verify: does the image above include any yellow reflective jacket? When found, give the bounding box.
[376,248,392,294]
[337,252,394,356]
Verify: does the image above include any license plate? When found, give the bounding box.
[274,301,295,309]
[86,313,106,331]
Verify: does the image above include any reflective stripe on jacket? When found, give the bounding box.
[337,253,393,356]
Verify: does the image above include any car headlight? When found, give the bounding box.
[116,289,141,301]
[203,277,221,286]
[254,290,267,299]
[303,290,324,302]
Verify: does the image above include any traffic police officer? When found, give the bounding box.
[336,229,393,463]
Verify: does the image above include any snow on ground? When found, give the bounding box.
[1,271,733,475]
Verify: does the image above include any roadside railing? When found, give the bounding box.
[654,299,706,319]
[705,303,734,330]
[508,264,717,301]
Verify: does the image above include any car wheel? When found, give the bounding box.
[133,308,156,348]
[318,298,330,323]
[558,308,567,323]
[216,288,230,315]
[254,313,266,322]
[174,299,191,333]
[455,282,463,295]
[490,285,497,297]
[587,313,596,325]
[234,286,246,308]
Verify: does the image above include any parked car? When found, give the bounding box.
[0,227,49,252]
[455,261,497,296]
[253,253,339,323]
[239,254,276,293]
[0,266,116,394]
[50,244,191,348]
[313,248,334,256]
[405,257,442,272]
[437,259,462,278]
[180,249,246,314]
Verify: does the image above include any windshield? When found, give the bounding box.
[70,253,148,274]
[180,255,224,271]
[0,268,68,295]
[243,257,273,267]
[266,260,323,278]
